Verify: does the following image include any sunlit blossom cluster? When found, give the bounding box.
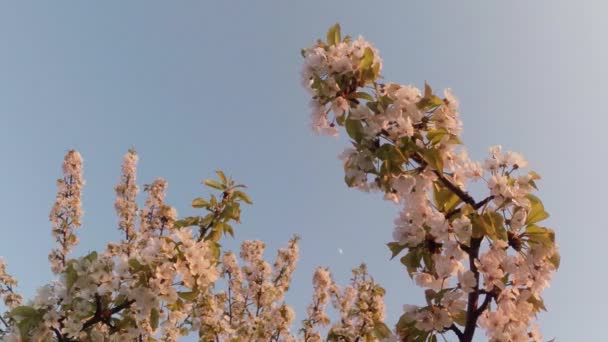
[114,149,139,250]
[301,265,389,342]
[0,260,21,311]
[0,149,389,342]
[48,150,84,274]
[302,24,558,341]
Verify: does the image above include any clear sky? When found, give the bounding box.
[0,1,602,340]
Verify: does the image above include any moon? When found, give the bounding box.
[338,248,343,255]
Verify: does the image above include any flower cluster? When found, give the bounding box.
[114,149,139,250]
[48,150,84,274]
[195,237,300,341]
[1,149,391,342]
[302,24,559,341]
[301,265,390,342]
[0,151,249,341]
[0,260,22,312]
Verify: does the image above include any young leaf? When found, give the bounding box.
[216,170,227,185]
[358,47,374,71]
[150,308,160,330]
[525,194,550,224]
[178,291,199,301]
[203,179,224,190]
[191,197,209,208]
[234,190,253,204]
[525,225,555,247]
[345,117,364,143]
[326,23,341,46]
[433,182,462,213]
[387,242,407,259]
[422,148,444,175]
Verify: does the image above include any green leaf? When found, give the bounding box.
[472,211,505,240]
[335,112,346,126]
[527,295,547,312]
[372,61,381,79]
[354,92,374,101]
[345,117,364,143]
[327,330,340,342]
[191,197,209,208]
[387,242,407,260]
[525,194,550,224]
[358,47,374,71]
[417,83,444,110]
[203,179,224,190]
[178,291,198,301]
[432,182,462,213]
[367,101,380,114]
[396,313,430,342]
[150,308,160,330]
[326,23,341,46]
[426,129,462,146]
[234,190,253,205]
[10,306,39,319]
[216,170,227,185]
[525,225,555,247]
[128,258,145,272]
[376,143,406,162]
[549,251,561,269]
[426,129,447,145]
[84,251,98,263]
[401,250,422,278]
[209,242,221,260]
[422,148,444,175]
[224,223,235,237]
[175,216,199,228]
[206,228,222,242]
[65,262,78,291]
[373,322,392,339]
[10,306,43,337]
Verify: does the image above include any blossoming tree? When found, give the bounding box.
[0,149,388,342]
[301,24,559,341]
[0,24,557,342]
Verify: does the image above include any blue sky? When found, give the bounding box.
[0,1,603,340]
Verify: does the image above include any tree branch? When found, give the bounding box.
[434,170,476,206]
[476,292,495,317]
[447,324,464,340]
[411,152,477,207]
[80,299,135,332]
[462,238,482,342]
[52,327,62,341]
[446,195,494,220]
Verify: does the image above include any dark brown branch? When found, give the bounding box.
[52,327,64,341]
[411,152,477,207]
[0,315,10,330]
[446,195,495,220]
[197,192,229,242]
[447,324,464,340]
[476,293,495,317]
[462,238,482,342]
[434,170,476,206]
[81,299,135,332]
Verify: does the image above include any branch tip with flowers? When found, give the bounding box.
[301,23,559,342]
